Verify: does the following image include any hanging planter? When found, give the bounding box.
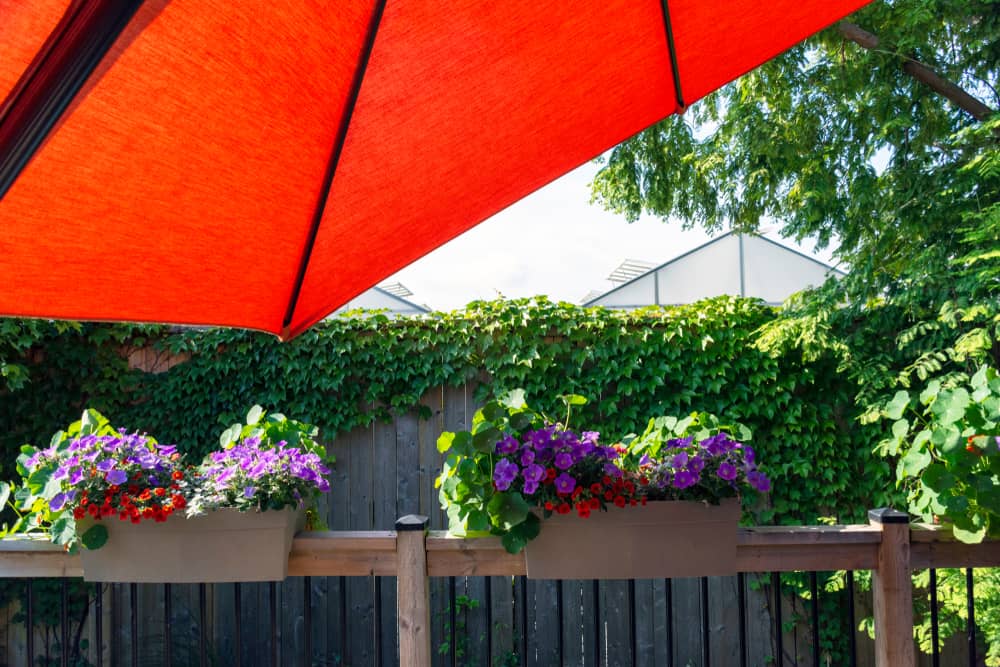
[79,506,304,583]
[524,498,740,580]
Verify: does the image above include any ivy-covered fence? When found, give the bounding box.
[0,297,897,525]
[0,297,905,664]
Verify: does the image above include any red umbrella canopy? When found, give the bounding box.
[0,0,870,338]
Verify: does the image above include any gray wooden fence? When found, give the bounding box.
[0,383,968,666]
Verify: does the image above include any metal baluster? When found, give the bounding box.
[130,583,138,667]
[199,584,207,667]
[967,568,976,667]
[929,569,940,667]
[772,572,783,667]
[701,577,710,667]
[234,583,242,667]
[164,583,172,667]
[95,583,103,667]
[61,578,68,667]
[664,578,673,667]
[809,572,820,667]
[846,571,856,667]
[737,573,747,667]
[25,579,34,665]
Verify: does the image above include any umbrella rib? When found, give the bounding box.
[282,0,389,336]
[0,0,144,200]
[658,0,686,110]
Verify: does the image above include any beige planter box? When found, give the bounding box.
[80,507,304,583]
[524,498,740,580]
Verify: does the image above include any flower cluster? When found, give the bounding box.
[491,427,650,518]
[7,406,334,552]
[24,432,193,526]
[192,435,331,513]
[639,432,770,501]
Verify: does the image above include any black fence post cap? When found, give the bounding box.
[395,515,429,531]
[868,507,910,524]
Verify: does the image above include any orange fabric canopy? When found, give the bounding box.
[0,0,870,338]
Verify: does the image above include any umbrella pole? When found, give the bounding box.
[396,515,432,667]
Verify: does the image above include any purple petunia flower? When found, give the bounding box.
[748,470,771,492]
[96,459,114,473]
[68,467,84,485]
[688,455,705,473]
[493,459,519,491]
[497,435,519,455]
[672,470,697,490]
[554,452,573,470]
[243,486,256,498]
[523,479,539,495]
[671,452,688,469]
[50,492,68,511]
[523,463,545,483]
[604,462,623,478]
[106,469,128,485]
[717,462,737,481]
[554,472,576,495]
[520,449,535,466]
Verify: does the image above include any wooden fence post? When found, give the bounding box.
[869,508,915,667]
[397,515,431,667]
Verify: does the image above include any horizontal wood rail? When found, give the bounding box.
[2,516,999,667]
[0,524,996,578]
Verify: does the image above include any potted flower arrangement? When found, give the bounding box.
[1,406,332,582]
[436,390,770,579]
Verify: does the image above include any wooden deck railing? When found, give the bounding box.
[2,509,999,667]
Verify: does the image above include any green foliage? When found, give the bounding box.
[0,296,890,527]
[876,366,1000,542]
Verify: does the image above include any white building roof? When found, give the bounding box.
[330,285,430,316]
[584,232,843,308]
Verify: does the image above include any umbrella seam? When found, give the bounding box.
[658,0,686,110]
[281,0,389,338]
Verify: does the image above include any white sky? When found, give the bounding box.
[386,161,836,312]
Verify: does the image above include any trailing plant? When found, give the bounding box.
[876,365,1000,542]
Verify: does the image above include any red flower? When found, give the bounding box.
[601,475,611,485]
[172,495,186,509]
[604,491,614,501]
[590,483,602,495]
[154,487,166,497]
[630,499,638,506]
[171,470,184,481]
[588,497,600,510]
[640,497,647,506]
[614,496,626,508]
[138,489,152,501]
[130,516,141,524]
[88,504,99,517]
[557,502,571,515]
[73,507,86,520]
[544,501,554,511]
[545,468,557,481]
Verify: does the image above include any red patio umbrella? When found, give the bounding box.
[0,0,870,338]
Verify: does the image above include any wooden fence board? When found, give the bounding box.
[347,426,376,667]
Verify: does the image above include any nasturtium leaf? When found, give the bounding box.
[892,419,909,440]
[920,380,941,406]
[80,523,108,550]
[500,512,541,554]
[900,447,932,477]
[472,426,501,453]
[559,394,587,407]
[487,491,531,531]
[437,432,456,453]
[50,516,75,545]
[508,412,534,431]
[481,401,505,422]
[467,509,490,532]
[885,391,910,420]
[246,405,264,425]
[932,425,962,455]
[0,482,9,510]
